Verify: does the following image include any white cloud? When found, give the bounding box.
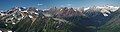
[60,5,64,7]
[37,4,43,6]
[67,4,72,6]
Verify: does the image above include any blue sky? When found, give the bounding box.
[0,0,120,10]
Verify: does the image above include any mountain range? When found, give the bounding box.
[0,5,120,32]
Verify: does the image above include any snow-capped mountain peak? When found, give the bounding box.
[99,5,119,16]
[84,5,119,16]
[84,7,90,11]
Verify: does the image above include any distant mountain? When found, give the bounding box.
[43,7,84,18]
[98,8,120,32]
[42,5,120,32]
